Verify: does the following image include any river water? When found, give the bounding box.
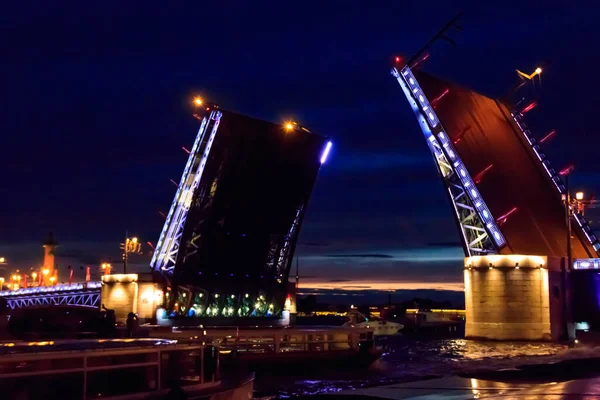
[254,335,578,398]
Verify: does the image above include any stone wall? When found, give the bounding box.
[464,255,564,341]
[101,274,162,323]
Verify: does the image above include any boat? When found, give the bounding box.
[145,325,381,372]
[0,338,254,400]
[343,310,404,336]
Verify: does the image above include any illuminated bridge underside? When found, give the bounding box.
[409,70,597,258]
[0,283,102,310]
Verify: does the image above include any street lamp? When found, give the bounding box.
[101,262,112,275]
[0,257,5,264]
[576,192,584,201]
[121,232,142,274]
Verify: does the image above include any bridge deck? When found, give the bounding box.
[415,71,596,258]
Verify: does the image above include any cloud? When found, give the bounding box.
[324,254,394,259]
[300,241,330,248]
[427,241,463,248]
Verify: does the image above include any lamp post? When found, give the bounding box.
[121,232,141,274]
[101,262,112,276]
[562,174,577,341]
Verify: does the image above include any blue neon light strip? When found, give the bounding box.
[151,111,222,270]
[320,141,332,164]
[511,112,600,253]
[151,116,210,269]
[0,282,101,297]
[573,258,600,270]
[511,113,567,194]
[396,66,506,249]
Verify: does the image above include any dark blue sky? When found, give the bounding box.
[1,1,599,294]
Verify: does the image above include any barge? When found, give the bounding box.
[0,338,253,400]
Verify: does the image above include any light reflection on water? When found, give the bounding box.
[255,336,568,398]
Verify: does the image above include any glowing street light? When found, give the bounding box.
[101,262,112,275]
[576,192,584,201]
[49,276,56,285]
[42,269,49,276]
[121,232,142,274]
[284,122,294,131]
[193,97,203,106]
[535,67,542,75]
[0,257,5,264]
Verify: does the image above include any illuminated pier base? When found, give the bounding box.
[101,274,163,323]
[464,255,566,341]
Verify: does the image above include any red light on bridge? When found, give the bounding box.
[453,125,471,145]
[521,101,537,114]
[496,206,518,226]
[559,164,575,176]
[395,56,401,63]
[182,146,191,154]
[474,164,494,184]
[431,88,450,109]
[410,53,430,69]
[539,129,557,144]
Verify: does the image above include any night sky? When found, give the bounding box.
[2,2,599,301]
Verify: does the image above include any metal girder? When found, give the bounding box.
[4,290,101,310]
[393,66,506,256]
[151,110,223,272]
[274,204,304,277]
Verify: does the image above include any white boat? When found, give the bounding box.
[343,310,403,336]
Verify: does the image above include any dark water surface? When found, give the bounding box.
[254,335,574,398]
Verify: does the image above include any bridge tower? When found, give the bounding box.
[42,232,58,279]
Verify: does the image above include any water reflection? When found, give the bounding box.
[256,337,569,398]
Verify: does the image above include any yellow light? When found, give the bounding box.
[31,272,37,279]
[255,303,260,309]
[535,67,542,74]
[131,237,138,244]
[284,122,294,131]
[0,257,5,263]
[576,192,584,201]
[11,275,17,281]
[42,269,49,276]
[49,277,55,283]
[194,97,203,106]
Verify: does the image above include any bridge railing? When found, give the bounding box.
[0,282,101,297]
